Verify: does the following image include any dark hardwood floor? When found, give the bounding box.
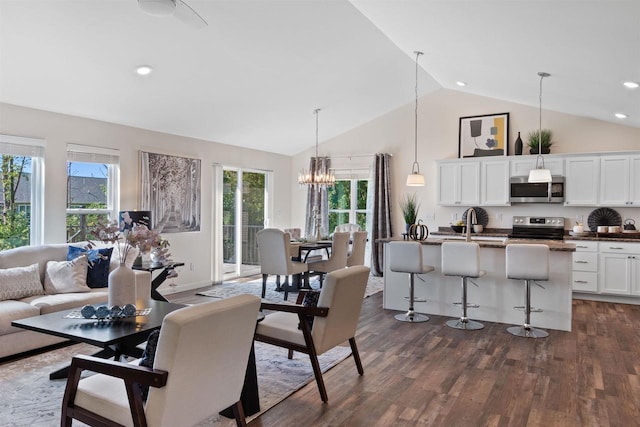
[171,288,640,426]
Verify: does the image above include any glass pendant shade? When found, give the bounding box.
[528,168,552,183]
[406,172,425,186]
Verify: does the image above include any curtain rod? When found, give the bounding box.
[328,153,392,160]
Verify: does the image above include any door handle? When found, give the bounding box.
[574,260,588,264]
[574,280,588,283]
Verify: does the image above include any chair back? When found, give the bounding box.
[506,244,550,281]
[311,265,370,354]
[146,294,261,427]
[257,228,291,276]
[442,242,481,277]
[334,223,360,234]
[329,232,350,269]
[347,231,368,267]
[284,228,301,240]
[388,241,424,274]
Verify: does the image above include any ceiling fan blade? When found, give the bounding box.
[174,0,208,29]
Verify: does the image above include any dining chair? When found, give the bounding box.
[257,228,309,300]
[61,294,261,427]
[334,223,360,235]
[307,231,349,287]
[254,265,370,402]
[347,230,368,267]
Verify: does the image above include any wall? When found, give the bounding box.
[0,103,292,292]
[290,88,640,235]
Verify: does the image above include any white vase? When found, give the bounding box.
[108,263,137,307]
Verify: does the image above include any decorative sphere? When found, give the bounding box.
[109,305,122,318]
[122,304,137,317]
[80,305,96,319]
[95,306,110,319]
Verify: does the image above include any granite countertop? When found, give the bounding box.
[379,236,576,252]
[433,227,640,243]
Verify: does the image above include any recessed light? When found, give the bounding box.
[456,81,467,87]
[615,113,628,119]
[623,81,639,89]
[136,65,153,76]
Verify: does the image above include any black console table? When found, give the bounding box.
[133,261,185,302]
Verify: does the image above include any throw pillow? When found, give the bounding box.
[298,290,321,330]
[139,329,160,401]
[43,256,91,294]
[67,246,113,288]
[0,263,44,301]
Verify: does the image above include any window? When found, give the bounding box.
[0,135,45,249]
[328,179,368,233]
[66,144,119,243]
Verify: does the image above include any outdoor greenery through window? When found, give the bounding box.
[0,135,44,249]
[66,145,119,243]
[328,179,368,233]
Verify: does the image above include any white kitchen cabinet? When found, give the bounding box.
[566,240,598,293]
[599,155,640,206]
[437,161,480,206]
[598,242,640,295]
[480,159,510,206]
[564,157,599,206]
[510,157,564,177]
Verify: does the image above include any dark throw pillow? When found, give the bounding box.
[67,246,113,288]
[298,290,321,331]
[138,329,160,401]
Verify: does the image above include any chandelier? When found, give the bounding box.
[298,108,335,187]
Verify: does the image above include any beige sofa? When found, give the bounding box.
[0,243,151,359]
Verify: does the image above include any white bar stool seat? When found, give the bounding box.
[441,242,485,330]
[506,243,550,338]
[388,241,434,323]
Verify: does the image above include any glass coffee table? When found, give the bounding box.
[11,299,184,379]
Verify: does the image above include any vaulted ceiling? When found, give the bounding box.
[1,1,638,155]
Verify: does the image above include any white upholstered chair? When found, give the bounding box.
[346,230,368,267]
[257,228,309,300]
[307,232,350,287]
[388,241,434,322]
[334,223,360,235]
[254,265,370,402]
[61,294,261,427]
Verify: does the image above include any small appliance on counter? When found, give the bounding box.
[624,219,637,232]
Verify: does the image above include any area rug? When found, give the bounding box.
[0,341,351,427]
[197,273,383,300]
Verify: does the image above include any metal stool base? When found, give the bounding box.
[507,325,549,338]
[446,318,484,330]
[395,312,429,323]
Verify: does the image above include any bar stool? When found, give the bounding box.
[388,241,434,322]
[506,243,550,338]
[441,241,485,330]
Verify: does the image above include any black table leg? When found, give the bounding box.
[220,341,260,417]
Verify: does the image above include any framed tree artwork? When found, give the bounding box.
[140,151,201,233]
[458,112,509,158]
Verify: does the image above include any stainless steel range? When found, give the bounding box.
[509,216,565,240]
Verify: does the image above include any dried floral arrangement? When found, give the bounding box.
[87,221,171,264]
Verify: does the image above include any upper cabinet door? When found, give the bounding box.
[437,161,479,206]
[481,160,510,206]
[600,156,630,206]
[565,157,599,206]
[599,155,640,206]
[510,157,564,177]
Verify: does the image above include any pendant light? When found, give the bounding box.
[528,72,552,183]
[406,51,425,187]
[298,108,335,187]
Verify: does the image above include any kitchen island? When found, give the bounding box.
[382,237,576,332]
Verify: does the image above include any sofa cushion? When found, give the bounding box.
[68,246,113,288]
[0,244,69,285]
[26,290,108,315]
[0,263,44,301]
[0,300,41,335]
[44,257,91,294]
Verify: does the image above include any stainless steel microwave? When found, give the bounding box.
[510,176,565,203]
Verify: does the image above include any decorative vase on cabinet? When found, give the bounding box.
[514,132,523,155]
[108,263,136,307]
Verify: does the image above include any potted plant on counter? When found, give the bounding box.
[527,129,553,154]
[400,193,419,235]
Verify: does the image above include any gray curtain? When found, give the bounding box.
[304,157,331,238]
[371,153,392,276]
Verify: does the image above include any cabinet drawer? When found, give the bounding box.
[572,253,598,272]
[566,240,598,252]
[598,242,640,254]
[572,271,598,293]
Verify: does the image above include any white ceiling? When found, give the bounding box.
[1,0,638,156]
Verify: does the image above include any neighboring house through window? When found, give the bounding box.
[66,144,120,243]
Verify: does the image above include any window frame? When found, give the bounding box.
[328,178,369,230]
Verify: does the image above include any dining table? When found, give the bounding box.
[285,240,333,290]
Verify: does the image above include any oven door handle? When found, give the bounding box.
[548,181,552,202]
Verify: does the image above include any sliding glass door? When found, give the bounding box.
[222,167,269,280]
